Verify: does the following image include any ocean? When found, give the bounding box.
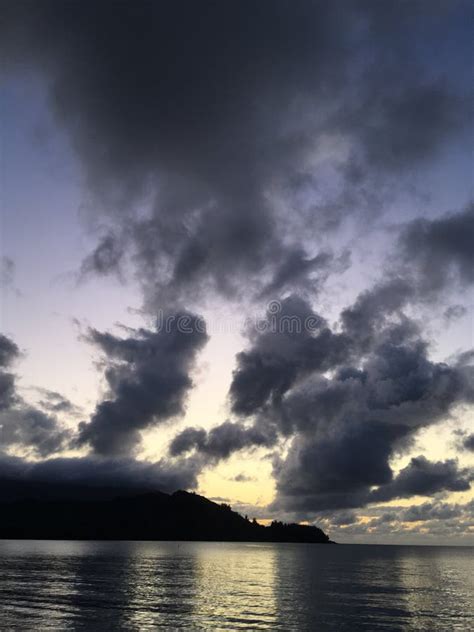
[0,540,472,630]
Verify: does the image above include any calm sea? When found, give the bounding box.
[0,540,472,630]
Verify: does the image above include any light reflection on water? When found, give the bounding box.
[0,540,472,630]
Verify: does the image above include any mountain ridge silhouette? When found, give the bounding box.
[0,486,332,543]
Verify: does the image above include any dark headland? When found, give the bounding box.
[0,486,332,543]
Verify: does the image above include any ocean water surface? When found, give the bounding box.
[0,540,472,630]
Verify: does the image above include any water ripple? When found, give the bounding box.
[0,541,472,630]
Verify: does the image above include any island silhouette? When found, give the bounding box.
[0,484,331,543]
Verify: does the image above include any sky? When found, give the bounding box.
[0,0,473,544]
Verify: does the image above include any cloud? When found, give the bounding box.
[312,498,474,544]
[462,434,474,452]
[0,451,200,500]
[352,82,468,172]
[35,388,83,416]
[0,333,71,456]
[40,394,75,414]
[77,311,208,455]
[0,407,71,458]
[230,473,256,483]
[398,501,469,523]
[80,233,124,279]
[340,278,415,349]
[170,287,473,505]
[0,257,15,289]
[272,423,397,512]
[170,421,276,461]
[0,372,16,411]
[329,511,357,526]
[397,203,474,296]
[259,248,350,299]
[0,329,203,493]
[230,295,350,416]
[1,1,471,307]
[0,334,18,411]
[444,304,467,323]
[169,427,207,457]
[270,333,473,513]
[370,456,473,503]
[0,333,20,368]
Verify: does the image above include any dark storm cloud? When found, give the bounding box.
[270,334,474,513]
[77,311,208,456]
[275,450,473,516]
[397,203,474,295]
[230,295,349,416]
[227,283,422,425]
[0,451,200,499]
[271,423,398,512]
[269,287,473,515]
[2,1,471,306]
[370,456,473,503]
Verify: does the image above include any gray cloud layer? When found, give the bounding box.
[2,1,471,308]
[0,452,200,499]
